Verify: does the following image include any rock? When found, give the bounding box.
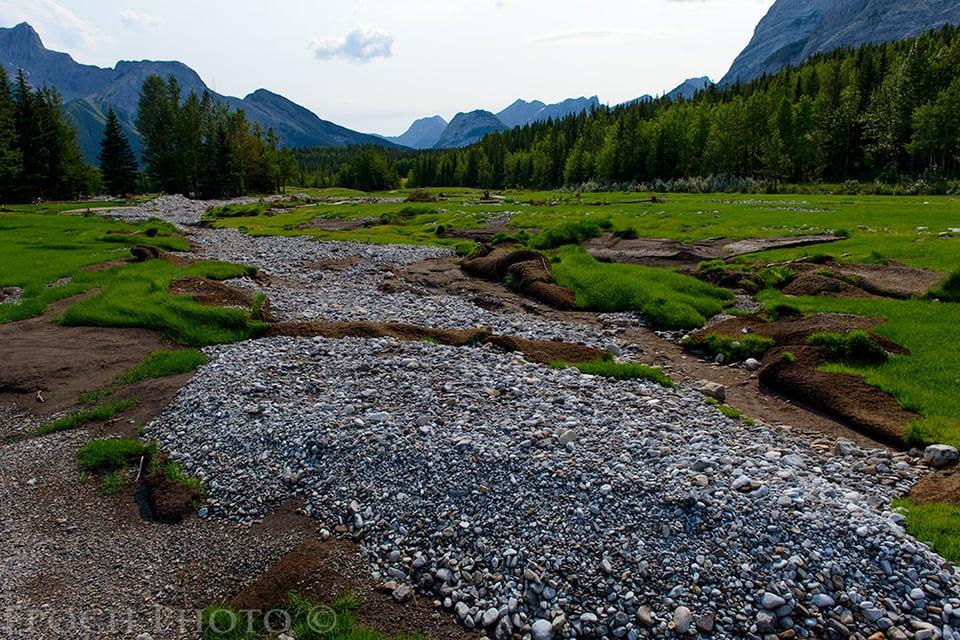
[692,474,710,487]
[811,593,835,608]
[757,610,776,633]
[744,357,761,371]
[924,444,959,468]
[673,606,692,634]
[636,606,654,627]
[482,607,500,627]
[392,584,414,603]
[696,380,726,402]
[695,612,716,635]
[833,439,862,456]
[762,593,787,610]
[532,618,554,640]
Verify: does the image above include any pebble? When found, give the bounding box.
[123,196,957,640]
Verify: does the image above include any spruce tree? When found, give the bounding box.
[97,107,138,195]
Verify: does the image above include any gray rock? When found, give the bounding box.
[744,358,761,371]
[696,380,726,402]
[531,618,554,640]
[924,444,959,468]
[761,592,786,610]
[673,606,692,634]
[392,584,414,603]
[481,606,500,627]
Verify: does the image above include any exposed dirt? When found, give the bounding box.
[169,276,275,320]
[909,466,960,507]
[689,315,916,447]
[231,535,477,640]
[786,259,944,300]
[584,233,842,267]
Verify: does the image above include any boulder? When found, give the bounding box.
[924,444,959,468]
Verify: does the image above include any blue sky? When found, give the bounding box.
[0,0,775,135]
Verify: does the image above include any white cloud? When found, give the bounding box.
[0,0,102,51]
[119,10,164,31]
[536,30,644,43]
[312,25,393,63]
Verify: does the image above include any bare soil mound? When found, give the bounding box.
[143,454,200,524]
[699,314,908,355]
[462,248,576,309]
[787,260,944,299]
[909,466,960,507]
[758,347,916,448]
[691,315,913,447]
[584,233,841,267]
[169,276,275,319]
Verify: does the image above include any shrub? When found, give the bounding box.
[405,187,437,202]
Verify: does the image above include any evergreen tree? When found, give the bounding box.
[97,107,138,195]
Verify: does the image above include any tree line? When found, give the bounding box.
[0,67,97,202]
[397,25,960,192]
[135,75,299,198]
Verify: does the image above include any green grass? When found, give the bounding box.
[926,267,960,301]
[807,329,888,366]
[704,397,754,424]
[758,290,960,447]
[76,437,153,471]
[100,470,127,494]
[892,499,960,564]
[116,349,208,386]
[59,259,264,346]
[201,591,426,640]
[552,358,675,388]
[551,246,733,329]
[527,219,609,250]
[0,211,188,323]
[681,333,776,361]
[33,397,139,436]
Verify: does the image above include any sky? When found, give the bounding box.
[0,0,775,136]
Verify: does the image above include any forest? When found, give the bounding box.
[302,25,960,194]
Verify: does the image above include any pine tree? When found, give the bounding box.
[97,107,138,195]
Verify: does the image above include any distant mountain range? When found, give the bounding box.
[721,0,960,85]
[0,22,396,163]
[378,96,602,150]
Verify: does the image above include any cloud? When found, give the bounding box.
[119,10,164,31]
[312,25,393,63]
[0,0,102,50]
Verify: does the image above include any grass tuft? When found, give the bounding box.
[681,333,775,361]
[33,397,139,436]
[892,498,960,564]
[76,437,153,471]
[552,246,733,329]
[561,358,676,388]
[807,330,888,366]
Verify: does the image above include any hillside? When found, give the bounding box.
[722,0,960,85]
[0,22,395,163]
[432,110,509,149]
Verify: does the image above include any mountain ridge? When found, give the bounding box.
[0,22,397,163]
[721,0,960,85]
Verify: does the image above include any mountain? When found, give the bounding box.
[376,115,448,149]
[666,76,711,101]
[721,0,960,86]
[496,99,548,128]
[0,22,396,164]
[433,110,509,149]
[624,76,714,105]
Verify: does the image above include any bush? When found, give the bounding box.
[405,187,437,202]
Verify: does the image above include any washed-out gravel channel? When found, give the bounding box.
[107,197,959,639]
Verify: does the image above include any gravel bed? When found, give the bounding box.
[116,197,960,639]
[146,335,959,640]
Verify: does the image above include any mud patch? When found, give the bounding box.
[787,260,944,300]
[231,535,475,640]
[584,233,841,268]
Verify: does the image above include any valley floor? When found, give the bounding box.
[1,196,957,640]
